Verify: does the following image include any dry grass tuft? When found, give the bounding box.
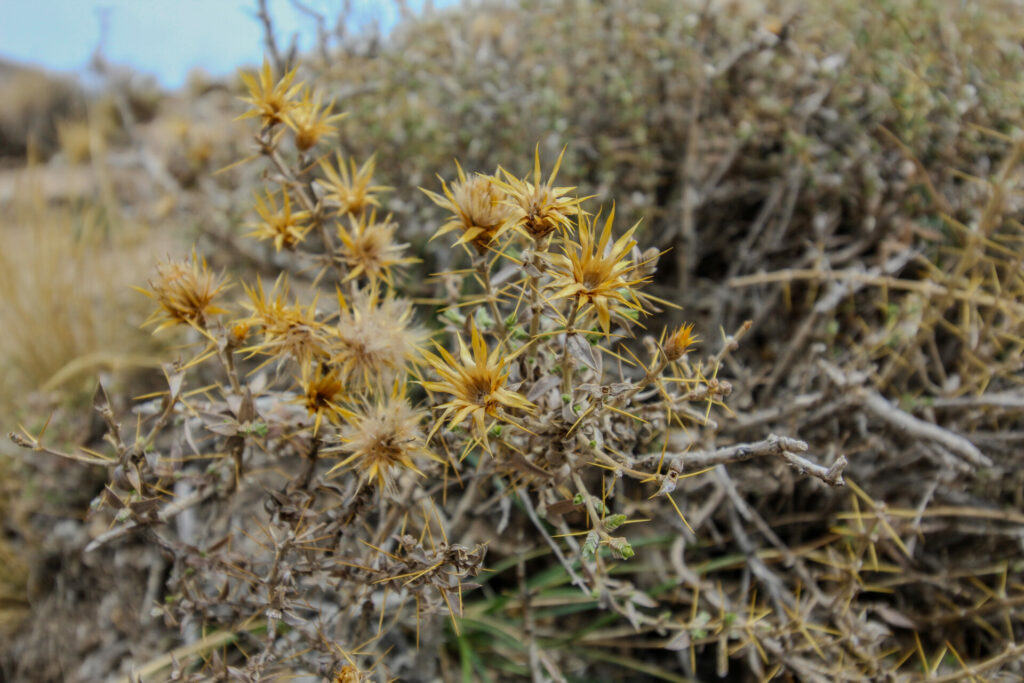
[0,172,162,414]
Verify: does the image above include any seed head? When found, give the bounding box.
[137,249,229,333]
[545,206,649,333]
[664,322,699,361]
[238,58,303,128]
[326,381,438,494]
[336,210,418,287]
[316,153,389,217]
[285,87,346,151]
[331,287,426,391]
[240,276,330,363]
[494,145,585,240]
[422,162,514,254]
[421,319,533,449]
[247,189,312,252]
[298,362,349,435]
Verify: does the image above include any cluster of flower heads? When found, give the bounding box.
[132,61,436,496]
[142,60,703,521]
[104,57,730,682]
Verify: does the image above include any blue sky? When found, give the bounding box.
[0,0,429,88]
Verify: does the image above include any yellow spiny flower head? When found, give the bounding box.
[238,58,303,128]
[316,153,390,217]
[421,161,513,254]
[494,145,584,240]
[240,275,330,363]
[331,286,426,391]
[664,322,699,361]
[545,206,649,333]
[298,362,349,435]
[326,381,438,494]
[137,249,229,333]
[336,209,418,287]
[247,189,312,252]
[285,87,346,151]
[421,319,533,448]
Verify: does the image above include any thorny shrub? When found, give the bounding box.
[9,60,847,680]
[9,2,1024,676]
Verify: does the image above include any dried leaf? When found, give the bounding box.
[547,499,584,516]
[665,629,691,651]
[164,363,185,401]
[872,605,917,630]
[206,422,240,437]
[567,333,600,374]
[507,450,552,479]
[104,486,126,510]
[129,498,162,517]
[527,375,560,402]
[93,381,112,414]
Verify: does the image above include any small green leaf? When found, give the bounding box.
[582,530,599,560]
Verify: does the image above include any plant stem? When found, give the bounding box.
[561,295,580,394]
[475,256,506,337]
[262,136,348,284]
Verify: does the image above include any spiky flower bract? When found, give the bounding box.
[422,162,514,254]
[336,210,418,287]
[285,87,346,151]
[331,287,425,391]
[326,382,437,494]
[298,362,349,435]
[247,189,312,252]
[421,320,533,448]
[316,153,389,217]
[240,276,330,363]
[664,322,699,361]
[238,58,303,128]
[545,206,649,333]
[495,145,585,240]
[137,249,229,333]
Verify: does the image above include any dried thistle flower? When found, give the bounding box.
[247,189,312,252]
[545,206,648,333]
[336,210,418,287]
[285,87,347,151]
[240,276,330,363]
[298,362,349,435]
[238,58,303,128]
[421,319,533,448]
[136,249,229,332]
[421,162,513,253]
[495,145,585,240]
[331,664,370,683]
[664,322,699,361]
[326,382,437,493]
[331,287,425,391]
[316,153,389,216]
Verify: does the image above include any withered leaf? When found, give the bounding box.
[547,499,585,516]
[527,375,560,402]
[206,421,240,437]
[93,381,112,414]
[444,582,483,594]
[183,419,200,456]
[567,333,600,374]
[665,629,691,651]
[104,485,126,509]
[630,590,659,608]
[506,451,553,478]
[163,362,185,401]
[129,498,162,517]
[872,605,917,630]
[127,467,144,495]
